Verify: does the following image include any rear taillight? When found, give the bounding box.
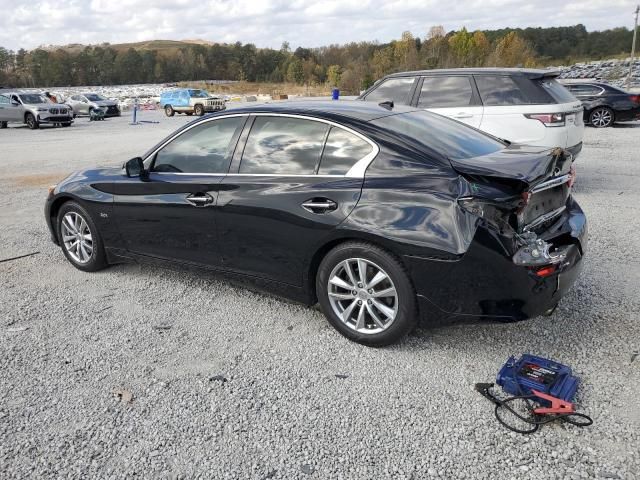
[630,95,640,105]
[524,113,566,127]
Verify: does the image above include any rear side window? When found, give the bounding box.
[0,95,8,104]
[153,116,244,173]
[371,111,505,160]
[537,79,577,103]
[475,76,528,106]
[240,117,328,175]
[418,76,474,108]
[318,127,373,175]
[364,77,415,105]
[566,84,603,96]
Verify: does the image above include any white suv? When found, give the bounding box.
[359,68,584,157]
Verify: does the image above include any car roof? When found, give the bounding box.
[213,99,417,122]
[383,67,560,79]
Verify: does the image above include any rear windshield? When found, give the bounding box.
[372,111,505,160]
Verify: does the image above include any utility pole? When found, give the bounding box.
[628,5,639,88]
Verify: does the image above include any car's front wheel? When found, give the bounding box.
[25,113,39,129]
[590,107,614,128]
[316,242,417,346]
[57,201,108,272]
[194,104,205,116]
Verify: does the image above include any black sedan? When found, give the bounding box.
[563,81,640,127]
[44,101,587,346]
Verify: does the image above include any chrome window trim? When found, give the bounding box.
[530,174,571,194]
[144,112,380,178]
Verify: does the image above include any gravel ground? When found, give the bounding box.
[1,110,639,479]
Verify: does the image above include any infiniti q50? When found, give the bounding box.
[45,101,587,346]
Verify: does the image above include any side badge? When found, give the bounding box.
[100,212,109,218]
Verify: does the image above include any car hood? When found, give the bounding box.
[449,144,571,189]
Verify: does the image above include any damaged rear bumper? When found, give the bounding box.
[406,197,587,321]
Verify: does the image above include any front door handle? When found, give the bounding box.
[302,198,338,214]
[452,112,473,119]
[186,193,213,207]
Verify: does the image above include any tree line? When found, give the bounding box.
[0,24,635,93]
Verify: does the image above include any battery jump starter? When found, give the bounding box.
[476,354,593,434]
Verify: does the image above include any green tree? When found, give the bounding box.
[286,58,304,84]
[326,64,341,87]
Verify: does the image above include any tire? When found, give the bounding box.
[316,241,417,347]
[61,122,71,127]
[25,113,39,130]
[589,107,614,128]
[165,105,175,117]
[0,121,7,129]
[194,104,204,116]
[57,201,108,272]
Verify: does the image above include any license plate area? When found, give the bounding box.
[522,184,569,226]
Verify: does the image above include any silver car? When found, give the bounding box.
[0,91,73,129]
[66,93,121,117]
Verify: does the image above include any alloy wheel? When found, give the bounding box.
[591,108,613,128]
[61,212,94,264]
[327,258,398,334]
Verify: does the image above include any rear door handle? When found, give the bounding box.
[302,198,338,214]
[186,193,214,207]
[452,112,473,119]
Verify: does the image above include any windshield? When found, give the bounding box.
[85,94,106,101]
[19,94,47,104]
[371,110,505,160]
[189,89,209,98]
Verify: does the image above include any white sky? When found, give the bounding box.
[0,0,638,51]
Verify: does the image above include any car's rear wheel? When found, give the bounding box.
[57,202,107,272]
[590,107,614,128]
[316,242,417,346]
[25,113,39,129]
[194,104,205,116]
[165,105,175,117]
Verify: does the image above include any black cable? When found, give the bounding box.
[475,383,593,434]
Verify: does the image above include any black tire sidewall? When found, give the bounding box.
[0,121,7,129]
[57,201,107,272]
[316,242,417,347]
[26,114,38,129]
[590,107,613,128]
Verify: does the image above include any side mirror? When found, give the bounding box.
[124,157,146,178]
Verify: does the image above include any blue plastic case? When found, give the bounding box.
[496,354,580,404]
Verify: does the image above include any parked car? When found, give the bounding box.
[359,68,585,158]
[160,89,226,117]
[66,93,121,117]
[44,102,586,346]
[0,90,73,129]
[560,80,640,127]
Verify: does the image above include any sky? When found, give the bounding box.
[0,0,638,51]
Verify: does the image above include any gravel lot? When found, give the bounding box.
[1,109,639,479]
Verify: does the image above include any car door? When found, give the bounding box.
[113,115,247,266]
[216,114,376,286]
[6,94,25,121]
[0,94,19,121]
[412,75,483,128]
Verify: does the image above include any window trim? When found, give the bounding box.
[146,113,379,178]
[567,84,605,97]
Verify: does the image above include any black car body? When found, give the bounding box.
[562,81,640,127]
[45,101,587,346]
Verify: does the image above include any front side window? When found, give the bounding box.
[153,116,244,173]
[318,127,373,175]
[475,76,528,106]
[418,76,474,108]
[239,117,328,175]
[364,77,415,105]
